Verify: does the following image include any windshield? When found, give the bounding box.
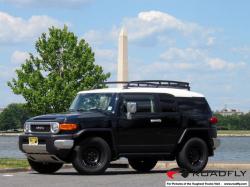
[69,93,115,113]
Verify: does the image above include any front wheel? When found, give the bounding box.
[72,137,111,175]
[28,159,63,174]
[176,138,208,172]
[128,158,157,172]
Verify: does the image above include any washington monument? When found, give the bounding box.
[117,28,128,83]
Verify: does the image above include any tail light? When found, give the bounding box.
[209,116,218,124]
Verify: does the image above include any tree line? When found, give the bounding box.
[214,113,250,130]
[0,104,31,131]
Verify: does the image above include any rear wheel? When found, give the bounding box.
[128,158,157,172]
[72,137,111,175]
[28,159,63,174]
[176,138,208,172]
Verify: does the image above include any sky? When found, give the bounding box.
[0,0,250,112]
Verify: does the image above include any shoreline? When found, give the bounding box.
[0,133,22,136]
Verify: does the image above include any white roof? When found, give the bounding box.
[78,87,204,97]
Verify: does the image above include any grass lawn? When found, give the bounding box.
[218,130,250,136]
[0,158,29,169]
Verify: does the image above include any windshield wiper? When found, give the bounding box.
[76,108,88,112]
[89,108,106,114]
[74,108,106,113]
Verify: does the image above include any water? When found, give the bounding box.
[210,137,250,163]
[0,136,250,162]
[0,136,25,158]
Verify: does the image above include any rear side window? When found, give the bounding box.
[158,94,177,112]
[177,97,211,114]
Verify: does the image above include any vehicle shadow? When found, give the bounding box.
[30,169,171,176]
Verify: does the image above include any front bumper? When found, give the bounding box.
[19,134,74,162]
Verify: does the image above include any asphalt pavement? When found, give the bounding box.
[1,167,249,187]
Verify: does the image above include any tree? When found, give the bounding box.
[8,26,110,115]
[0,103,31,130]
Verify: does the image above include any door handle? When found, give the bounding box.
[150,119,162,123]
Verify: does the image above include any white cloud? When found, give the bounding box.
[124,10,202,40]
[160,48,205,62]
[207,37,215,46]
[207,58,246,70]
[207,58,227,70]
[11,51,29,64]
[0,0,91,8]
[92,48,117,74]
[83,10,215,47]
[0,11,63,43]
[83,30,115,46]
[95,49,116,60]
[159,47,246,71]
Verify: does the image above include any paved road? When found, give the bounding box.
[1,168,249,187]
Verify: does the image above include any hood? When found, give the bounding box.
[28,111,107,123]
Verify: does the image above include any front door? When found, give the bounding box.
[117,93,166,153]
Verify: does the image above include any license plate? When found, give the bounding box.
[29,137,38,145]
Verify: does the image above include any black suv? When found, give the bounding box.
[19,80,219,174]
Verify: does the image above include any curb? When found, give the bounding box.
[0,168,30,173]
[0,163,129,173]
[218,134,250,137]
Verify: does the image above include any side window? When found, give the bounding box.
[159,94,177,112]
[121,94,155,114]
[177,97,211,114]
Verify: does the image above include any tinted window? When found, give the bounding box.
[158,94,177,112]
[69,93,114,112]
[122,94,155,113]
[177,97,211,114]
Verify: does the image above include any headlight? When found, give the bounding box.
[51,122,60,133]
[24,122,30,133]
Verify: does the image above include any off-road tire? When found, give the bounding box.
[72,137,111,175]
[176,137,208,172]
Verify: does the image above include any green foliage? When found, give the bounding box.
[8,26,110,115]
[0,158,29,169]
[214,113,250,130]
[0,103,31,130]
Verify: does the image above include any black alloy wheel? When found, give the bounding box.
[176,137,208,172]
[72,137,111,175]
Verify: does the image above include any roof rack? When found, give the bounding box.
[102,80,190,90]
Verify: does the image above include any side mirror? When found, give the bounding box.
[126,102,137,119]
[126,102,137,113]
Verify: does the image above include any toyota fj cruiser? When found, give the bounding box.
[19,80,219,174]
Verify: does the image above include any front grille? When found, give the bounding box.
[30,124,51,133]
[27,122,54,133]
[25,121,59,134]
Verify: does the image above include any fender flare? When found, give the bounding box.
[72,128,118,157]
